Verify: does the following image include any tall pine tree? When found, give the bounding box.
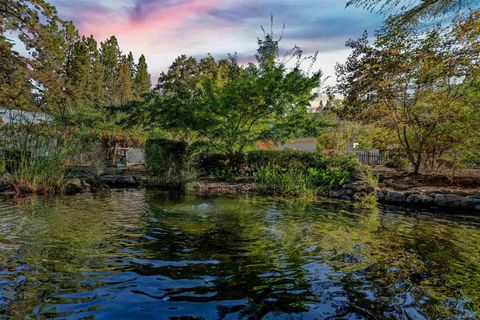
[85,35,105,108]
[118,55,134,105]
[133,54,151,100]
[127,51,135,78]
[66,36,90,108]
[100,36,121,106]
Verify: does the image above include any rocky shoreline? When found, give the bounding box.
[328,180,480,212]
[1,167,479,213]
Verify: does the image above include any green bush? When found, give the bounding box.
[194,150,359,196]
[383,149,408,170]
[145,139,192,190]
[253,163,352,196]
[254,164,316,196]
[0,156,5,175]
[195,150,360,180]
[306,167,351,190]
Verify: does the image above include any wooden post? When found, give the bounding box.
[112,143,118,166]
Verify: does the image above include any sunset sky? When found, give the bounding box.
[50,0,383,84]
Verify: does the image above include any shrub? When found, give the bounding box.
[254,164,316,196]
[306,167,351,190]
[176,149,362,195]
[145,138,192,190]
[195,150,360,180]
[253,163,352,196]
[383,149,408,170]
[0,156,5,175]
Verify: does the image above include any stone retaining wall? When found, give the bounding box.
[328,180,480,212]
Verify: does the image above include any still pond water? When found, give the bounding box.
[1,190,480,319]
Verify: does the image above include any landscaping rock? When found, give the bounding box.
[375,190,386,201]
[343,181,375,193]
[385,181,411,190]
[385,191,406,203]
[0,175,11,192]
[460,197,477,209]
[101,175,139,188]
[405,194,433,206]
[64,178,83,195]
[81,180,92,192]
[433,194,470,208]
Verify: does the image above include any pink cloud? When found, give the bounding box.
[79,0,223,41]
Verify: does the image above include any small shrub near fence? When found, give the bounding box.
[145,139,190,190]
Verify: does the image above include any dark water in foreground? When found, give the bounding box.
[1,191,480,319]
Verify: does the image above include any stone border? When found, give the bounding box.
[328,180,480,212]
[376,189,480,211]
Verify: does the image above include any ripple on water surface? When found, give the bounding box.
[0,190,480,319]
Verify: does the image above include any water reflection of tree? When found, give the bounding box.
[5,191,148,318]
[139,193,480,318]
[333,206,480,318]
[2,191,480,318]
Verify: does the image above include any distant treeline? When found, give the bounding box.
[1,0,151,125]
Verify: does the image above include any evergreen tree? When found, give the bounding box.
[67,36,90,107]
[30,20,80,119]
[133,54,152,100]
[100,36,122,105]
[118,55,134,105]
[156,55,197,95]
[127,51,136,78]
[85,35,105,108]
[0,35,34,110]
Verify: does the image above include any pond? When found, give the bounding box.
[1,190,480,319]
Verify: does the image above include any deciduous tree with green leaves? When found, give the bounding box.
[128,25,322,154]
[335,28,480,174]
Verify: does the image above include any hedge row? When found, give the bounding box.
[194,150,360,178]
[145,139,361,183]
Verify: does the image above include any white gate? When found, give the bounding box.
[115,147,145,166]
[126,148,145,165]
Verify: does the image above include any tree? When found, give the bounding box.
[156,55,199,95]
[118,55,134,105]
[1,0,78,117]
[127,51,135,78]
[0,35,34,110]
[27,20,80,120]
[100,36,122,106]
[133,54,151,100]
[130,27,321,154]
[346,0,479,28]
[335,29,480,174]
[85,35,105,108]
[66,36,91,108]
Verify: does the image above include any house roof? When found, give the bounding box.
[0,108,53,125]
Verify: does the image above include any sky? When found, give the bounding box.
[49,0,384,85]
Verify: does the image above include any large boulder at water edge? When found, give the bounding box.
[64,178,84,195]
